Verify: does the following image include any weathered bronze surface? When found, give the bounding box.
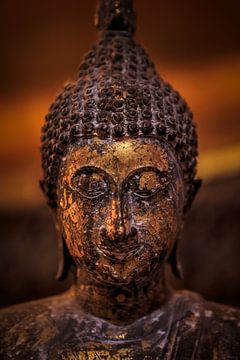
[0,0,239,359]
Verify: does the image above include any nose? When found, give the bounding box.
[100,195,137,246]
[104,196,126,240]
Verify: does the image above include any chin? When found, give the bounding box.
[87,255,163,287]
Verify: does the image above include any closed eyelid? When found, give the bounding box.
[72,166,117,187]
[70,166,170,195]
[121,167,171,197]
[123,167,168,184]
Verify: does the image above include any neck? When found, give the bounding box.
[72,267,171,324]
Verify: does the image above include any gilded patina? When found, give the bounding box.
[0,1,239,359]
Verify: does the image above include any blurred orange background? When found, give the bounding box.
[0,0,240,310]
[0,0,239,208]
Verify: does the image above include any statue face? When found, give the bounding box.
[57,138,184,285]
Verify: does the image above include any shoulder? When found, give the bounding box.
[170,290,240,359]
[200,296,240,356]
[0,292,69,326]
[0,291,75,359]
[176,289,240,329]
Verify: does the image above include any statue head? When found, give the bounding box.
[40,0,200,285]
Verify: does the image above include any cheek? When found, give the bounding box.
[59,195,111,257]
[131,195,179,250]
[153,199,179,248]
[60,201,86,259]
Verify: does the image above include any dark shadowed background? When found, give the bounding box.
[0,0,240,309]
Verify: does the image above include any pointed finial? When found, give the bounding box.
[95,0,136,35]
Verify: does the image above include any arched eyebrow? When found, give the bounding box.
[122,166,170,188]
[124,166,169,180]
[72,165,117,186]
[71,165,172,187]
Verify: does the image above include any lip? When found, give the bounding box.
[96,244,144,261]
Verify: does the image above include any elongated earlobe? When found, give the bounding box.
[168,240,184,280]
[184,178,202,213]
[192,178,202,200]
[55,225,75,281]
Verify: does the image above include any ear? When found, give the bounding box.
[192,178,202,200]
[168,239,184,280]
[184,178,202,213]
[55,234,71,281]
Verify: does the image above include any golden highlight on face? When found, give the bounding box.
[57,138,185,285]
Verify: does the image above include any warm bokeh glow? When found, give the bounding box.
[1,0,239,207]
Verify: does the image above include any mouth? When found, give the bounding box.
[96,244,144,262]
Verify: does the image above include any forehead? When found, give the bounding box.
[60,138,175,183]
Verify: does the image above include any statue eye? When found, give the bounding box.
[71,167,109,198]
[128,169,169,198]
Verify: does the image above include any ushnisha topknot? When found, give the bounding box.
[40,0,199,211]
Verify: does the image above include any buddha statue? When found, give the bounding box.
[0,0,239,359]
